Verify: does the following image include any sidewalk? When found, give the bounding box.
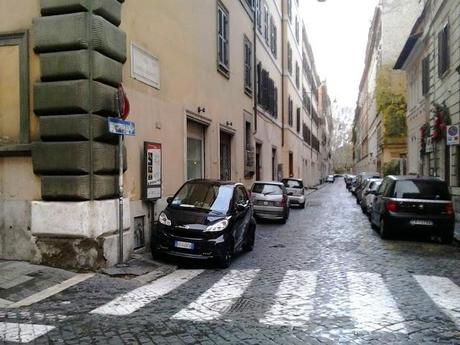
[0,253,175,309]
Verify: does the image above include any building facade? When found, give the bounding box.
[352,0,423,175]
[0,0,331,268]
[394,0,460,215]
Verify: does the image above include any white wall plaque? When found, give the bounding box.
[131,42,160,89]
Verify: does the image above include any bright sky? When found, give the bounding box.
[301,0,379,110]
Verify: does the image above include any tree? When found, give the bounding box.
[331,106,353,173]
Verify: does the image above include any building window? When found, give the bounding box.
[289,152,294,177]
[244,37,252,94]
[296,107,301,133]
[264,4,269,44]
[438,24,449,77]
[245,0,253,8]
[256,0,262,32]
[270,17,277,58]
[287,43,292,75]
[287,0,292,21]
[421,56,430,96]
[217,3,229,73]
[288,97,293,127]
[0,31,30,155]
[257,62,278,118]
[295,62,299,88]
[295,17,299,42]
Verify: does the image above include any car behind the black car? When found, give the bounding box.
[370,176,454,243]
[151,179,256,268]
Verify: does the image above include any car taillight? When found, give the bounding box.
[281,195,287,207]
[444,202,454,215]
[386,199,398,212]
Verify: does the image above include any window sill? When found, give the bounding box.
[217,64,230,79]
[0,143,32,157]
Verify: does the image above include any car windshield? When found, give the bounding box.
[252,184,283,195]
[393,180,450,200]
[369,181,382,191]
[170,182,233,213]
[282,179,303,189]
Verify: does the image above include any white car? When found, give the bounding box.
[326,175,335,183]
[282,178,306,208]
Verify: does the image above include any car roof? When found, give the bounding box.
[386,175,444,182]
[282,178,302,182]
[187,179,239,187]
[253,181,284,186]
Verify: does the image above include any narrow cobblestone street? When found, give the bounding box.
[1,179,460,344]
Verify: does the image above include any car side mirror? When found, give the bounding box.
[166,196,173,204]
[236,201,248,211]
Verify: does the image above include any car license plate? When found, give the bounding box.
[175,241,194,250]
[410,220,434,226]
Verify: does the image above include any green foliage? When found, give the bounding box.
[382,160,400,176]
[375,68,407,138]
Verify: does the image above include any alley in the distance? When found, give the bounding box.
[1,179,459,344]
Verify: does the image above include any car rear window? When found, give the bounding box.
[393,180,450,200]
[282,180,303,189]
[252,184,283,195]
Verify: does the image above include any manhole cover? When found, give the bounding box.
[205,297,266,314]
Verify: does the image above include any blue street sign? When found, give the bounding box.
[108,117,136,136]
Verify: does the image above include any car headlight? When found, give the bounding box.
[159,212,172,226]
[205,219,229,232]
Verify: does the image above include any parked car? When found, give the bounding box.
[353,172,380,197]
[282,178,306,208]
[150,179,256,268]
[360,178,383,215]
[251,181,290,223]
[345,175,356,190]
[370,176,455,243]
[326,175,335,183]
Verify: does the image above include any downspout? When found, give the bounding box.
[253,5,258,133]
[281,0,285,147]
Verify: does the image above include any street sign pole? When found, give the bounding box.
[117,131,125,267]
[108,85,133,268]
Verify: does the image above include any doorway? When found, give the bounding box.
[220,131,232,180]
[256,143,262,180]
[187,120,205,180]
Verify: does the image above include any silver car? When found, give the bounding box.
[361,179,383,216]
[251,182,290,223]
[282,178,306,208]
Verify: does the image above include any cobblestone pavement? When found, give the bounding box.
[1,180,460,344]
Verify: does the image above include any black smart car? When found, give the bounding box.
[151,179,256,268]
[370,176,455,243]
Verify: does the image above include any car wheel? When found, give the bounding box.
[379,218,392,239]
[441,232,454,244]
[300,202,305,209]
[216,243,233,269]
[243,221,256,252]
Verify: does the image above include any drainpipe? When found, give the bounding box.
[253,5,258,133]
[281,0,285,147]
